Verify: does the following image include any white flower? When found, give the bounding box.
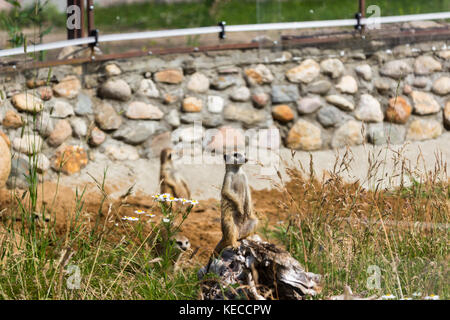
[146,214,156,218]
[412,292,422,297]
[162,218,170,223]
[424,295,439,300]
[381,294,396,300]
[114,223,119,227]
[189,200,199,205]
[134,210,146,215]
[121,216,139,221]
[401,297,412,300]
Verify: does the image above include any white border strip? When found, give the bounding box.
[0,11,449,58]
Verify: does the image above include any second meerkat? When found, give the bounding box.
[213,152,259,256]
[159,148,191,200]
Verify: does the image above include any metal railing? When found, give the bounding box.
[0,11,449,58]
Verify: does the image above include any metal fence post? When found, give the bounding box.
[359,0,366,32]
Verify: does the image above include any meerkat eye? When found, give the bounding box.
[234,152,238,158]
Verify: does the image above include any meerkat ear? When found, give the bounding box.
[223,154,227,162]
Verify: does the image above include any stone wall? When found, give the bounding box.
[0,40,449,185]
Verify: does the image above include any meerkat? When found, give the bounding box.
[159,148,191,200]
[213,152,259,257]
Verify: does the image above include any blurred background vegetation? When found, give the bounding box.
[1,0,449,33]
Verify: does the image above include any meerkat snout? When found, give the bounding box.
[174,235,191,251]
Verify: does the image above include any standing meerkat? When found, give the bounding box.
[159,148,191,200]
[213,152,259,257]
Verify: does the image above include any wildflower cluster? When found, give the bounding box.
[152,193,199,205]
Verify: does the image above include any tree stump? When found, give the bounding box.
[198,239,322,300]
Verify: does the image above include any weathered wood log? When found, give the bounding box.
[198,239,322,300]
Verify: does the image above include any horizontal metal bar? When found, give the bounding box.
[0,11,449,58]
[0,37,95,58]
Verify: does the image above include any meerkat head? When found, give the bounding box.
[224,152,248,167]
[160,148,174,164]
[173,234,191,251]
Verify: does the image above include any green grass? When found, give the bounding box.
[1,0,449,33]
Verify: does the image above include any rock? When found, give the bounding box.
[403,84,413,95]
[413,77,429,88]
[75,92,93,115]
[205,126,245,153]
[162,88,183,105]
[374,78,396,92]
[99,79,132,101]
[26,79,46,89]
[187,72,210,93]
[2,110,23,129]
[355,64,372,81]
[125,101,164,120]
[138,79,159,98]
[35,153,50,173]
[367,123,405,145]
[112,121,158,145]
[70,118,88,138]
[172,126,205,143]
[38,86,53,101]
[336,76,358,94]
[306,80,331,95]
[182,97,203,113]
[320,59,344,78]
[89,127,106,147]
[272,105,294,123]
[326,95,354,111]
[331,120,364,148]
[7,157,29,189]
[355,94,383,122]
[411,91,440,115]
[286,59,320,83]
[414,56,442,75]
[49,99,74,118]
[271,85,300,103]
[385,96,412,124]
[230,87,251,102]
[180,113,202,124]
[105,144,140,161]
[297,96,322,114]
[444,101,450,129]
[95,102,123,131]
[252,92,270,108]
[211,75,237,90]
[432,76,450,95]
[145,132,172,158]
[52,145,88,175]
[12,134,44,155]
[36,112,54,137]
[317,106,352,128]
[207,96,224,114]
[0,131,10,147]
[244,64,274,86]
[380,59,413,79]
[48,119,72,147]
[203,114,223,128]
[217,66,240,74]
[286,120,322,151]
[407,119,442,141]
[224,104,266,127]
[52,76,81,99]
[11,93,44,113]
[437,50,450,60]
[154,69,183,84]
[105,64,122,77]
[0,137,11,188]
[166,109,180,128]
